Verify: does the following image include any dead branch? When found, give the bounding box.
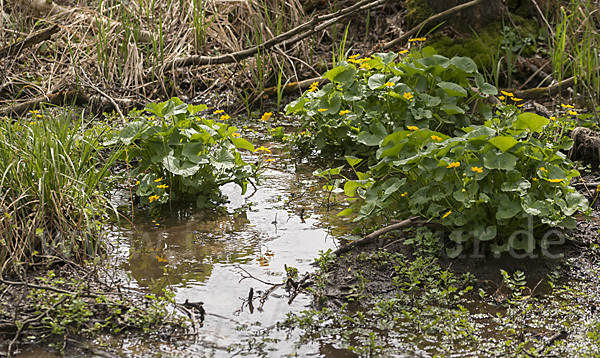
[506,76,577,99]
[332,216,423,257]
[383,0,485,50]
[162,0,386,70]
[0,24,60,58]
[0,89,89,117]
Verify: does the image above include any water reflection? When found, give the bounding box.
[108,154,357,356]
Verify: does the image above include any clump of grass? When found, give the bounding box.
[551,0,600,103]
[0,110,122,276]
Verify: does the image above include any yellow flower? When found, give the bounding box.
[498,96,506,100]
[349,54,361,60]
[399,50,408,54]
[512,97,523,102]
[471,166,483,173]
[568,110,578,116]
[548,178,564,183]
[261,112,273,121]
[500,90,514,97]
[401,192,408,197]
[35,114,43,118]
[308,81,319,92]
[442,210,452,219]
[135,180,140,185]
[561,104,575,109]
[220,114,231,121]
[339,110,350,115]
[29,110,40,114]
[408,37,426,42]
[156,255,167,262]
[213,109,224,114]
[157,184,169,189]
[550,116,556,121]
[154,177,163,182]
[148,195,160,203]
[232,132,241,138]
[431,135,442,142]
[359,63,371,70]
[384,82,395,87]
[532,178,538,181]
[461,189,466,193]
[446,162,460,169]
[407,126,419,131]
[256,146,272,154]
[403,92,414,101]
[30,121,37,125]
[540,167,547,172]
[266,158,276,162]
[318,108,328,112]
[517,104,524,107]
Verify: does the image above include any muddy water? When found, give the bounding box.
[103,145,356,357]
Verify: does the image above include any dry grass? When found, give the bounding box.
[0,0,315,112]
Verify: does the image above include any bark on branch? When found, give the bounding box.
[161,0,386,70]
[0,24,60,58]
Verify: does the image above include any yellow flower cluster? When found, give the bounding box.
[359,63,371,70]
[318,108,328,112]
[408,37,426,42]
[339,110,350,115]
[232,132,241,138]
[308,81,319,92]
[399,50,408,54]
[431,135,442,142]
[561,104,574,109]
[471,166,483,173]
[407,125,419,131]
[261,112,273,121]
[442,210,452,219]
[149,195,160,203]
[349,57,370,64]
[499,90,523,105]
[446,162,460,169]
[157,184,168,189]
[213,109,224,114]
[220,114,231,121]
[384,82,395,87]
[256,146,272,154]
[154,177,164,182]
[548,178,564,183]
[401,192,408,197]
[403,92,413,101]
[29,110,43,118]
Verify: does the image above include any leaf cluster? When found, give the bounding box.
[106,98,260,208]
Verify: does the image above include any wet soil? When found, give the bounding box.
[318,194,600,309]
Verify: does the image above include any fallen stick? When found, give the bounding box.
[0,89,89,117]
[162,0,385,70]
[0,24,60,58]
[505,76,576,99]
[332,216,421,257]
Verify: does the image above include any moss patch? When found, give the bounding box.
[428,15,541,73]
[405,0,434,30]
